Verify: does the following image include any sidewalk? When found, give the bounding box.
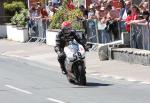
[0,39,150,84]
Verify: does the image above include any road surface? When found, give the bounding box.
[0,55,150,103]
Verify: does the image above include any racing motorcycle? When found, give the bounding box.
[64,40,86,85]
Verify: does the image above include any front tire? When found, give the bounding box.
[78,65,86,85]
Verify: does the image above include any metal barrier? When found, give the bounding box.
[28,18,48,43]
[86,19,124,44]
[130,23,150,50]
[86,19,99,43]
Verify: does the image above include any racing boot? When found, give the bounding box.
[60,64,67,75]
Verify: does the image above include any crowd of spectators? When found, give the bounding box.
[79,0,149,43]
[28,2,49,38]
[28,0,150,43]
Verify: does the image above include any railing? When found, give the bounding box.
[130,23,150,50]
[28,18,49,43]
[86,19,124,44]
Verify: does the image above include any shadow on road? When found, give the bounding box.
[72,82,113,88]
[86,82,113,87]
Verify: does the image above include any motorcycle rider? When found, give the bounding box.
[54,21,87,75]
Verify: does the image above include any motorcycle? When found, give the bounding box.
[64,40,86,85]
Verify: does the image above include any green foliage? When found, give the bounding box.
[11,12,19,25]
[3,1,25,16]
[49,0,83,30]
[11,9,28,27]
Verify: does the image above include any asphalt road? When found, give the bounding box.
[0,55,150,103]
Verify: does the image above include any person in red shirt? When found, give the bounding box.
[125,5,140,32]
[131,5,140,20]
[125,10,132,32]
[66,0,75,10]
[40,7,49,38]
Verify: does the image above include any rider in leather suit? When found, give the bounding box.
[54,21,87,74]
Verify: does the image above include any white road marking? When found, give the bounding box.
[47,98,66,103]
[5,85,32,95]
[100,75,111,78]
[113,76,124,80]
[126,78,137,82]
[90,73,101,76]
[140,82,150,85]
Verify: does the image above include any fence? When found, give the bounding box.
[27,18,150,51]
[86,19,125,44]
[130,23,150,50]
[28,18,49,43]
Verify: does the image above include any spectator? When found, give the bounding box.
[79,5,88,19]
[125,0,131,12]
[28,6,40,36]
[99,6,107,20]
[95,3,101,20]
[125,9,132,32]
[139,1,148,12]
[131,11,149,24]
[119,0,126,20]
[29,6,39,20]
[51,0,59,7]
[88,4,95,19]
[40,7,49,38]
[131,5,140,20]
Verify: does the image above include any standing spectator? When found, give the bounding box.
[52,0,59,7]
[125,0,131,12]
[131,5,140,20]
[95,3,101,20]
[40,7,48,38]
[105,4,119,40]
[28,6,40,36]
[139,1,148,13]
[88,4,95,19]
[118,0,126,20]
[125,10,132,32]
[79,5,88,19]
[131,11,149,24]
[79,5,89,37]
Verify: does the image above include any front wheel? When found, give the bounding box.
[78,65,86,85]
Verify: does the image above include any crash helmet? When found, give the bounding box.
[61,21,72,35]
